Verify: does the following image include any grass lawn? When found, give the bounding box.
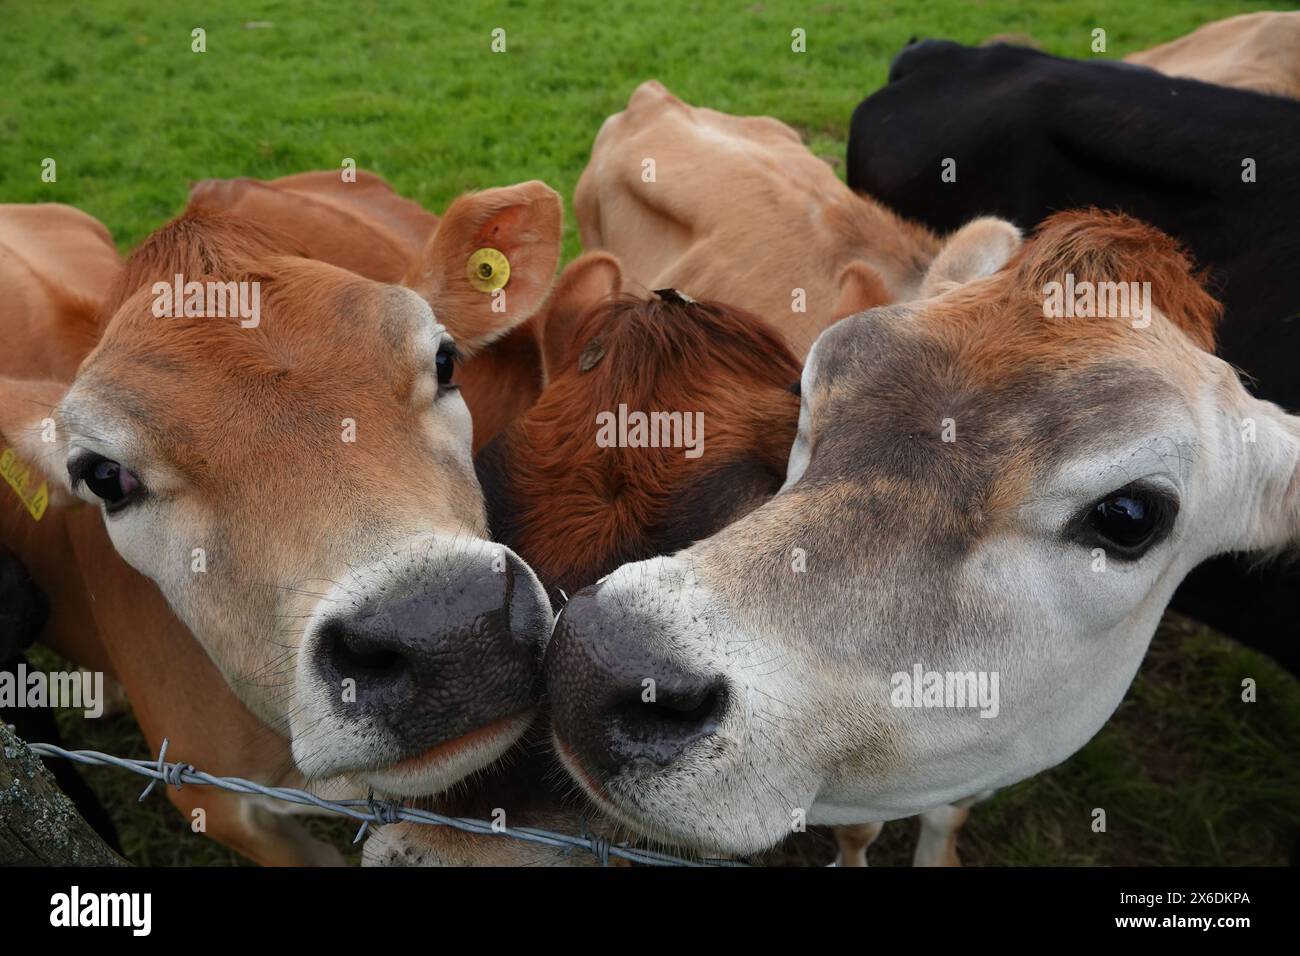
[0,0,1286,259]
[5,0,1299,865]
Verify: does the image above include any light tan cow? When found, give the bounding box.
[0,195,560,865]
[1125,12,1300,100]
[545,210,1300,860]
[574,81,1019,359]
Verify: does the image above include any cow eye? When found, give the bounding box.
[1078,485,1177,559]
[71,455,143,513]
[435,343,458,388]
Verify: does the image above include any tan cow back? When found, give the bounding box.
[1125,12,1300,100]
[0,204,122,669]
[188,170,439,283]
[575,81,941,357]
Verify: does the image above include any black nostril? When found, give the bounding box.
[603,680,727,768]
[502,551,552,657]
[310,551,549,760]
[322,621,405,676]
[647,681,728,723]
[641,681,725,724]
[593,677,727,775]
[546,588,728,777]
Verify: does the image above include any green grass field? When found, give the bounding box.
[5,0,1299,865]
[0,0,1286,259]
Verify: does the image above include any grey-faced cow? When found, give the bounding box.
[544,210,1298,855]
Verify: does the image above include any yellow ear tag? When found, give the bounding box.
[1,446,49,521]
[467,247,510,293]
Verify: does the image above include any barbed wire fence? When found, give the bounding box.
[25,737,749,867]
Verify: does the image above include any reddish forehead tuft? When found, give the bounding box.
[103,210,309,324]
[1010,209,1222,352]
[894,210,1225,391]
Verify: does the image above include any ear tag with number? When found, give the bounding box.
[467,247,510,293]
[1,447,49,521]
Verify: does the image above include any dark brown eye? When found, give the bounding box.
[72,455,142,513]
[435,344,458,388]
[1079,485,1177,559]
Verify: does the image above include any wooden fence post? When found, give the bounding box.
[0,720,127,865]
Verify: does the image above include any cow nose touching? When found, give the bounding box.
[313,549,550,759]
[545,586,728,778]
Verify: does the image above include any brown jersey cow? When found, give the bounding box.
[0,190,560,865]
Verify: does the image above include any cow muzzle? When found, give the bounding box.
[291,537,552,797]
[546,585,729,782]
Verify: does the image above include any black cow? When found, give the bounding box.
[847,39,1300,675]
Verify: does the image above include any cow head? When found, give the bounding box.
[545,211,1300,853]
[475,252,805,605]
[0,202,561,798]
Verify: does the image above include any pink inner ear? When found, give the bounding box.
[474,204,532,252]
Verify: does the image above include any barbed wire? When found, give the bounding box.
[25,737,748,867]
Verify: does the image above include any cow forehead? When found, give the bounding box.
[804,304,1188,542]
[94,267,426,382]
[691,361,1183,665]
[70,268,442,464]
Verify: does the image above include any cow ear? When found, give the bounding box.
[411,181,563,353]
[537,252,623,384]
[921,217,1021,297]
[0,377,77,510]
[832,261,892,320]
[1232,399,1300,554]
